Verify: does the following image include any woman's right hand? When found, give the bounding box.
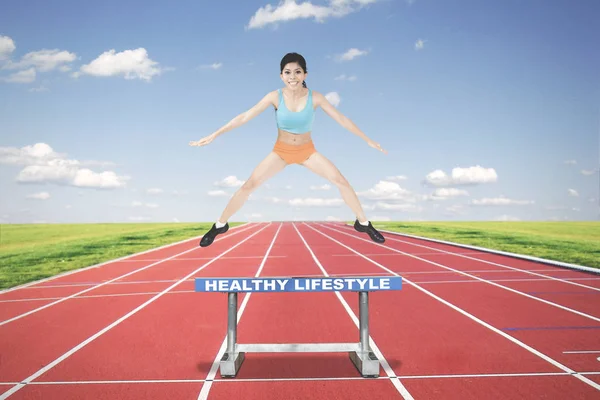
[189,133,216,147]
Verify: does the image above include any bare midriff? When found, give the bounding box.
[277,129,312,145]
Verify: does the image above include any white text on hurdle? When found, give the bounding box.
[200,277,394,292]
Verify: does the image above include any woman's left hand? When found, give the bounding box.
[367,139,387,154]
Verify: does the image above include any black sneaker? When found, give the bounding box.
[200,222,229,247]
[354,219,385,243]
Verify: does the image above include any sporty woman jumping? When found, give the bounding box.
[190,52,387,247]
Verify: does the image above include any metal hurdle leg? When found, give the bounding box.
[218,290,380,379]
[219,292,245,378]
[349,291,380,378]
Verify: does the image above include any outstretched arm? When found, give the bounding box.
[314,91,387,154]
[190,91,277,147]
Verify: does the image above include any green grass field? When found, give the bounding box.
[373,221,600,270]
[0,222,244,290]
[1,221,598,291]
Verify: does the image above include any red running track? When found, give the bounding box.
[1,221,599,399]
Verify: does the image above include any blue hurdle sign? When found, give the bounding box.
[194,276,402,293]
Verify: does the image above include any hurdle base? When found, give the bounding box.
[219,351,245,378]
[349,350,380,378]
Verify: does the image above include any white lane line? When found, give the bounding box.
[293,223,414,400]
[319,224,600,323]
[563,351,600,354]
[413,278,600,285]
[117,255,288,262]
[0,370,586,385]
[303,223,600,393]
[332,252,486,257]
[0,223,272,400]
[196,223,282,400]
[0,224,259,327]
[0,223,252,295]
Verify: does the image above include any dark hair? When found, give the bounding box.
[280,52,307,88]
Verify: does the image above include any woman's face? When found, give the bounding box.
[280,62,307,91]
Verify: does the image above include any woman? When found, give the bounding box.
[190,53,386,247]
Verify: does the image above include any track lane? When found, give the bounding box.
[0,223,270,399]
[326,224,600,324]
[0,223,261,323]
[303,222,600,398]
[336,223,600,291]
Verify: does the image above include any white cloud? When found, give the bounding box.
[245,213,264,221]
[198,62,222,70]
[325,92,341,107]
[568,189,579,197]
[247,0,380,29]
[385,175,407,181]
[147,188,163,195]
[0,35,16,60]
[0,143,61,165]
[372,202,423,212]
[581,168,598,176]
[424,166,498,187]
[289,197,344,207]
[3,68,36,83]
[208,190,229,197]
[28,86,49,92]
[334,74,357,81]
[326,216,343,221]
[564,160,576,165]
[78,48,162,81]
[430,188,469,200]
[470,197,534,206]
[0,143,129,189]
[4,49,77,72]
[264,196,284,203]
[26,191,50,200]
[415,39,427,50]
[357,180,420,202]
[17,165,128,188]
[310,184,331,190]
[132,201,158,208]
[214,175,245,187]
[337,48,369,61]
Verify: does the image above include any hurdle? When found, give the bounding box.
[195,275,402,378]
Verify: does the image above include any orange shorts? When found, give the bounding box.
[273,140,317,164]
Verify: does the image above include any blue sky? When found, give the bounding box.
[1,0,598,224]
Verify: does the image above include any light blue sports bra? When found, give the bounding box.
[275,88,314,134]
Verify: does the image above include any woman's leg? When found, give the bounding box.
[301,151,385,243]
[200,151,287,247]
[301,152,367,222]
